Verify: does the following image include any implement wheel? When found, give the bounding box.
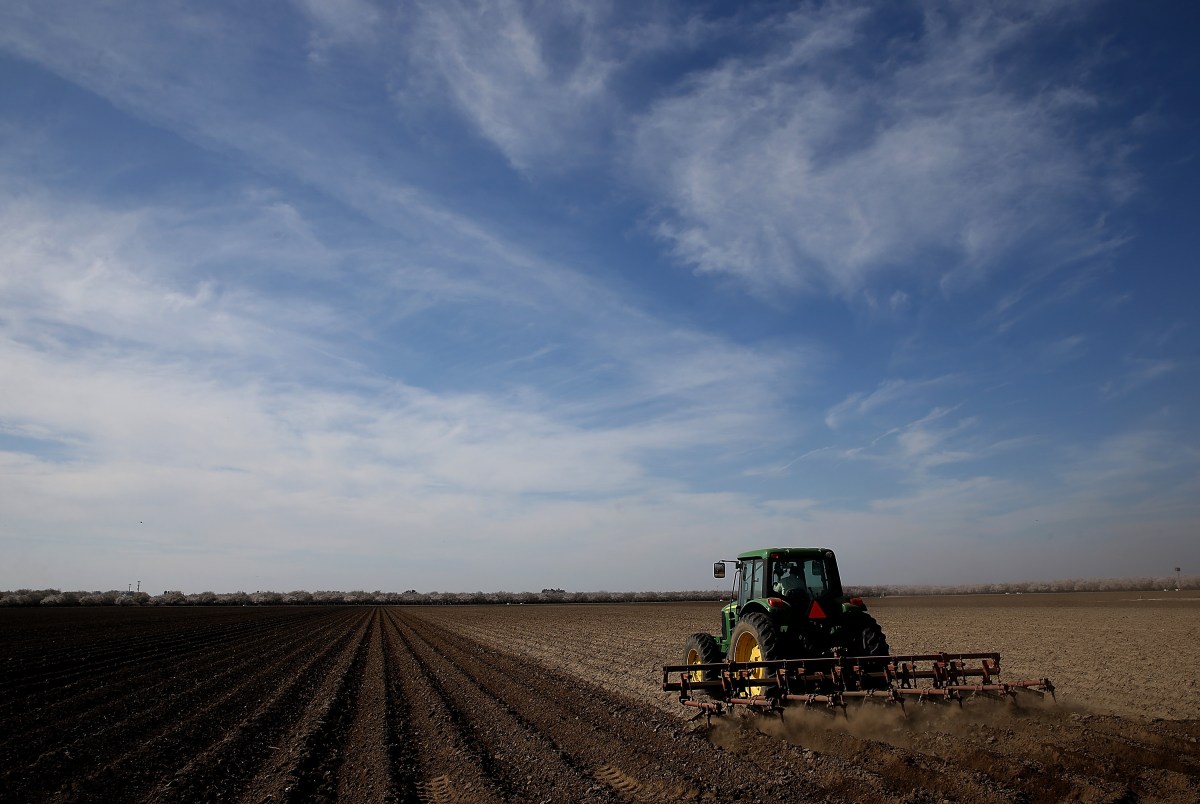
[728,613,781,679]
[683,633,722,683]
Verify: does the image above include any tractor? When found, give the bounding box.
[683,547,888,677]
[665,547,1054,717]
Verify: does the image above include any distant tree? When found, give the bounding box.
[6,572,1197,607]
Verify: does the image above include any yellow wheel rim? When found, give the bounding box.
[733,632,766,679]
[686,647,703,682]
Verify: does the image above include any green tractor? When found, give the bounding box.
[683,547,889,679]
[668,547,1055,715]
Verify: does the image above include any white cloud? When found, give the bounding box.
[396,0,624,172]
[825,379,912,429]
[0,186,816,589]
[835,404,979,473]
[631,1,1129,298]
[0,187,801,462]
[1040,334,1088,366]
[1100,358,1176,399]
[1061,429,1198,495]
[766,425,1200,585]
[824,376,957,430]
[1,1,1193,593]
[894,410,976,469]
[295,0,383,58]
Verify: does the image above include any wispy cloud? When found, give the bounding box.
[0,1,832,588]
[630,1,1130,298]
[1060,429,1194,493]
[824,376,956,430]
[1,1,1195,592]
[743,447,834,478]
[825,380,913,430]
[833,405,980,473]
[1039,334,1089,367]
[294,0,384,60]
[394,0,631,172]
[1100,358,1176,399]
[893,408,976,469]
[0,175,814,590]
[771,424,1200,584]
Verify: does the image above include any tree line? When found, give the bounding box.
[1,574,1195,607]
[848,574,1197,596]
[0,588,727,607]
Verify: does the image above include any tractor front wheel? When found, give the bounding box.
[683,632,722,683]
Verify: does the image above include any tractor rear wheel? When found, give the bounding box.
[683,633,722,683]
[785,624,821,659]
[841,613,890,656]
[728,613,781,679]
[841,613,890,687]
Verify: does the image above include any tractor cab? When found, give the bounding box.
[715,547,852,656]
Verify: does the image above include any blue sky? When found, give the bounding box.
[2,0,1197,593]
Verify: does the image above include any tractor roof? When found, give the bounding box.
[735,547,835,561]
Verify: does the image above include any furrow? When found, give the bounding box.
[2,610,355,802]
[380,608,505,803]
[240,608,375,803]
[401,607,863,803]
[391,609,618,802]
[0,610,313,700]
[335,609,393,803]
[377,606,419,802]
[0,610,336,770]
[132,608,370,803]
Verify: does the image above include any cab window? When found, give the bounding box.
[771,556,838,600]
[739,558,763,604]
[802,559,828,597]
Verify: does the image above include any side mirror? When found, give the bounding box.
[714,562,726,579]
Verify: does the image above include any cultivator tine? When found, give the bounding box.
[663,651,1053,719]
[893,686,962,706]
[1008,678,1056,699]
[783,692,847,710]
[840,688,901,706]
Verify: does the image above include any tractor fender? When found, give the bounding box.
[739,601,771,618]
[741,598,792,620]
[722,600,791,653]
[840,596,869,614]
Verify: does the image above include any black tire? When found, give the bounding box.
[727,612,782,665]
[840,612,890,657]
[682,632,723,683]
[784,623,822,659]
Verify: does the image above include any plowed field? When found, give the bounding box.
[2,594,1198,802]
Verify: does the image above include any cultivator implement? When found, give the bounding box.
[663,652,1054,720]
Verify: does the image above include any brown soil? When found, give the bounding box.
[1,596,1197,802]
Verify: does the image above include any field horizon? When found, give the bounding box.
[3,575,1198,608]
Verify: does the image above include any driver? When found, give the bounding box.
[772,563,807,597]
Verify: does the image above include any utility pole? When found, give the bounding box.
[1176,567,1182,592]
